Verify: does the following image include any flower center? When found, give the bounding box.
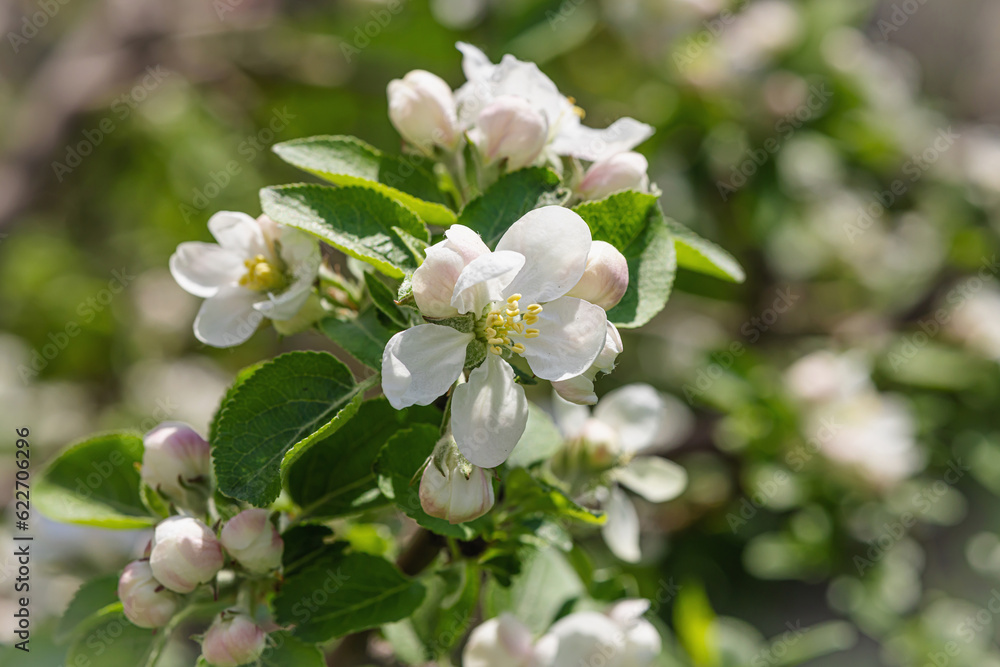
[476,294,542,357]
[239,254,285,292]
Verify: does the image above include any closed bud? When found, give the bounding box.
[577,152,650,201]
[474,95,549,170]
[566,241,630,311]
[201,613,267,667]
[387,70,460,153]
[118,560,181,629]
[463,614,537,667]
[149,516,224,593]
[220,509,283,574]
[419,438,495,524]
[141,422,212,509]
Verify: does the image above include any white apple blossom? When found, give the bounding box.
[552,384,691,562]
[577,152,651,201]
[455,42,654,163]
[219,509,283,574]
[387,69,461,153]
[118,560,181,629]
[382,206,609,468]
[535,599,662,667]
[141,422,212,508]
[201,612,267,667]
[170,212,321,348]
[149,516,225,593]
[551,322,623,405]
[419,437,495,523]
[463,613,540,667]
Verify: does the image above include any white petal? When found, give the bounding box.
[451,251,525,315]
[622,618,662,666]
[193,285,264,348]
[169,242,244,298]
[607,599,651,626]
[521,297,607,381]
[551,116,654,162]
[444,224,491,261]
[593,384,675,454]
[616,456,687,503]
[463,614,536,667]
[495,207,592,305]
[602,486,641,563]
[551,375,597,406]
[452,355,528,468]
[457,42,495,85]
[381,325,472,409]
[544,611,628,667]
[551,391,591,439]
[277,225,321,279]
[253,274,312,321]
[207,211,269,259]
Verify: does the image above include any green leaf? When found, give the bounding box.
[281,525,343,577]
[412,562,481,657]
[65,608,155,666]
[663,216,745,283]
[364,272,412,328]
[375,425,484,540]
[272,135,456,225]
[319,309,395,370]
[209,361,266,444]
[505,403,565,468]
[457,167,563,246]
[287,398,440,520]
[56,574,121,643]
[257,631,325,667]
[573,192,677,329]
[503,468,604,526]
[35,432,153,529]
[260,184,430,278]
[484,547,585,635]
[273,552,425,642]
[212,351,369,507]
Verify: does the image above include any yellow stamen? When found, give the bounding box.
[525,329,540,338]
[238,254,284,292]
[511,343,526,354]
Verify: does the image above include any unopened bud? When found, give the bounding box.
[474,95,548,170]
[412,226,489,319]
[220,509,283,574]
[463,614,536,667]
[149,516,224,593]
[577,152,650,201]
[419,439,495,524]
[141,422,212,508]
[118,560,181,629]
[566,241,629,311]
[201,613,267,667]
[387,70,460,153]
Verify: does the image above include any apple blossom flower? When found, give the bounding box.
[219,509,283,574]
[577,152,650,201]
[201,612,267,667]
[387,69,461,153]
[463,614,539,667]
[382,206,609,468]
[118,560,181,629]
[149,516,225,593]
[552,384,691,562]
[141,422,212,508]
[551,322,623,405]
[565,241,629,311]
[471,95,549,169]
[170,212,321,348]
[455,42,654,163]
[419,436,495,523]
[535,599,662,667]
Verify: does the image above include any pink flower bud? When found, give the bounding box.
[149,516,224,593]
[412,226,489,319]
[419,451,495,525]
[141,422,212,505]
[566,241,629,311]
[577,152,650,201]
[463,614,536,667]
[220,509,283,574]
[118,560,181,629]
[387,70,460,153]
[201,613,267,667]
[474,95,549,170]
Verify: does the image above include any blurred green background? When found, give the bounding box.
[3,0,1000,664]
